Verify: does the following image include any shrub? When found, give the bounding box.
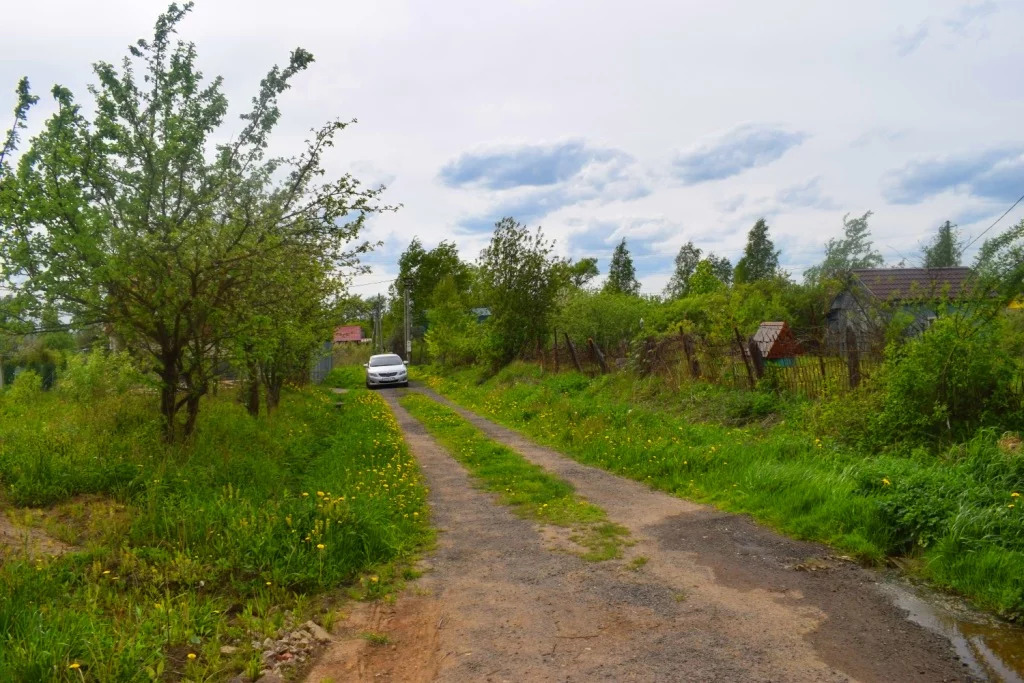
[874,313,1018,445]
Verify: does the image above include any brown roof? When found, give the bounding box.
[851,267,973,301]
[752,321,800,359]
[333,325,363,343]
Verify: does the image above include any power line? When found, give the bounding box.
[347,277,397,289]
[963,192,1024,251]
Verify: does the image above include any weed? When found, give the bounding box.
[0,382,430,679]
[361,631,391,646]
[626,556,649,571]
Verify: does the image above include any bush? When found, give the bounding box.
[57,348,146,401]
[874,313,1019,445]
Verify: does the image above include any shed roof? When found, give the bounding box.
[333,325,363,343]
[752,321,799,359]
[851,267,973,301]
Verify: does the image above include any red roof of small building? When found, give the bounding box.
[333,325,363,343]
[753,321,801,359]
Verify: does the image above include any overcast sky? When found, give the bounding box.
[4,0,1023,296]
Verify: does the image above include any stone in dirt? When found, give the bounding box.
[255,673,284,683]
[303,620,333,642]
[220,645,239,655]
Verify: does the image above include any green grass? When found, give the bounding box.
[399,392,627,562]
[0,374,430,681]
[325,365,369,390]
[415,362,1024,619]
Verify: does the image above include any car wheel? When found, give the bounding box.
[365,381,372,389]
[402,381,409,388]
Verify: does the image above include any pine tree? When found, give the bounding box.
[603,238,640,295]
[922,221,963,268]
[734,218,779,283]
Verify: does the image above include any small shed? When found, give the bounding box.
[332,325,364,343]
[752,321,800,363]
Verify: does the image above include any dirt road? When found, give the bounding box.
[308,386,977,682]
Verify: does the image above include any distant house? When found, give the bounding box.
[827,267,974,351]
[333,325,365,344]
[471,307,492,323]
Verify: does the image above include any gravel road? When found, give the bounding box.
[307,385,977,682]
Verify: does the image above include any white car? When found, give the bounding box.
[364,353,409,388]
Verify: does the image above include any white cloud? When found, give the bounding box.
[3,0,1024,296]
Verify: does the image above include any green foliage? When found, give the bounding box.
[922,221,963,268]
[874,313,1020,444]
[478,217,565,364]
[602,238,640,296]
[57,349,146,402]
[664,241,702,299]
[0,379,429,679]
[393,238,472,332]
[420,364,1024,617]
[687,260,727,296]
[424,276,484,367]
[974,218,1024,305]
[734,218,780,283]
[555,290,653,352]
[804,211,884,284]
[0,5,384,440]
[563,257,599,288]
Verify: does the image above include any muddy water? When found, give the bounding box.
[882,582,1024,682]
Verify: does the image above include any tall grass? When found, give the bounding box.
[417,362,1024,618]
[0,368,429,680]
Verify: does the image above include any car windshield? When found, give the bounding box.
[369,355,403,367]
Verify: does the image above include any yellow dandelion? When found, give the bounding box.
[882,478,891,486]
[69,663,81,669]
[317,543,325,550]
[302,492,309,497]
[370,576,379,583]
[1013,492,1021,498]
[187,653,197,660]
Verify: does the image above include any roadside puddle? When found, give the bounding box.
[882,583,1024,682]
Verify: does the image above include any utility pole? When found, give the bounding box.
[403,278,412,363]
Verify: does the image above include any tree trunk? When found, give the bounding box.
[266,377,283,412]
[184,393,202,437]
[245,362,260,417]
[159,361,180,443]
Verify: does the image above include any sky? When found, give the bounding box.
[3,0,1023,297]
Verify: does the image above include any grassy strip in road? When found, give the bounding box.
[415,363,1024,619]
[399,392,627,562]
[0,372,429,681]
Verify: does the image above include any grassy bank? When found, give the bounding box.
[415,363,1024,619]
[0,375,429,680]
[399,392,626,561]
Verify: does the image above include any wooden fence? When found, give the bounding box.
[536,325,883,398]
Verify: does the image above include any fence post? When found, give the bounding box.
[588,338,610,374]
[846,326,861,389]
[734,327,756,389]
[748,339,765,379]
[564,332,583,373]
[553,329,559,372]
[682,333,701,378]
